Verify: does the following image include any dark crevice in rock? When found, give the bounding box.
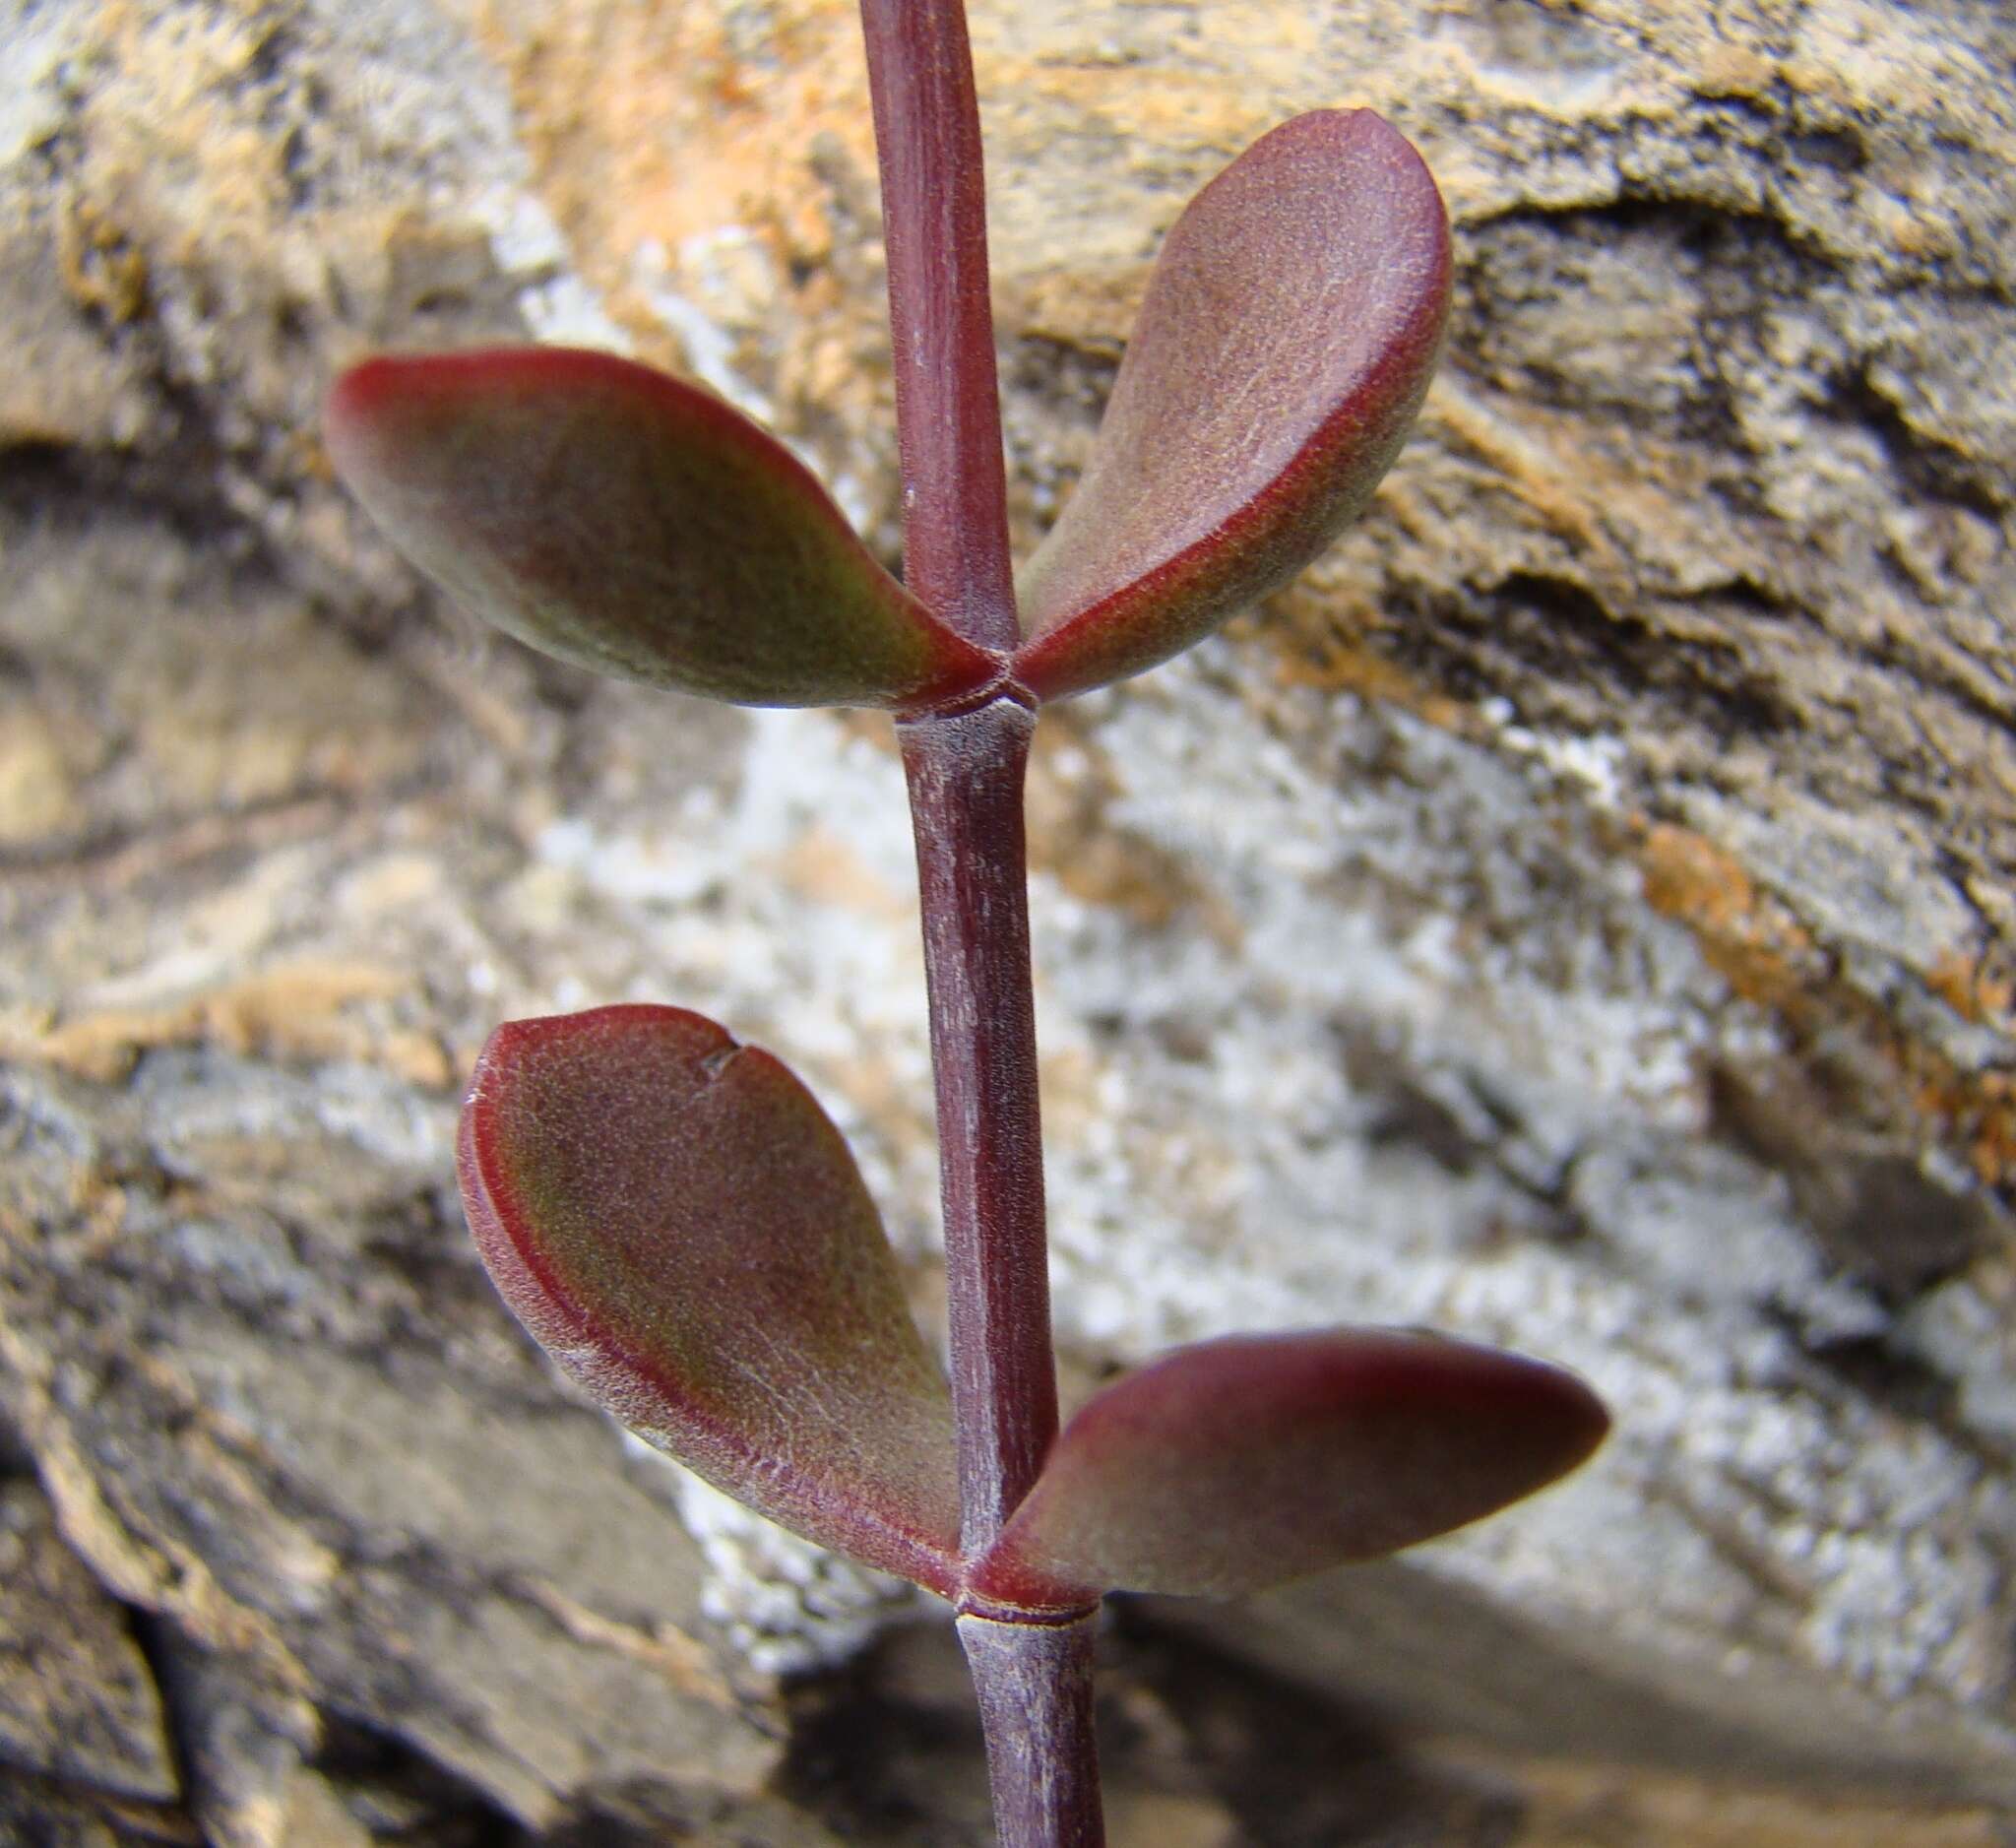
[1385,571,1795,745]
[1789,1323,1968,1436]
[0,1765,197,1845]
[1683,572,1804,622]
[1108,1606,1528,1848]
[1787,124,1872,174]
[533,1809,671,1847]
[1363,1079,1485,1175]
[1821,359,2009,519]
[1795,1158,1990,1306]
[0,432,415,669]
[121,1611,198,1817]
[778,1625,990,1842]
[1711,1064,1999,1299]
[1781,1313,2016,1495]
[1465,191,1819,268]
[0,439,265,589]
[240,9,302,93]
[312,1711,533,1846]
[0,789,377,883]
[1004,333,1121,412]
[0,1405,35,1477]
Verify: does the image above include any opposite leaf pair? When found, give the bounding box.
[341,98,1604,1625]
[461,1005,1606,1613]
[325,110,1449,713]
[331,48,1608,1840]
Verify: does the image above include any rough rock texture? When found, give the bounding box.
[1,0,2013,1840]
[0,1479,177,1807]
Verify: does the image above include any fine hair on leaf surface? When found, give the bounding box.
[966,1329,1609,1610]
[460,1004,962,1597]
[1012,108,1451,702]
[326,347,1000,712]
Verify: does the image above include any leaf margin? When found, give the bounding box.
[457,1001,966,1599]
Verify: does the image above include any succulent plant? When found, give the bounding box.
[326,5,1606,1841]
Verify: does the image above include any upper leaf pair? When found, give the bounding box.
[462,1005,1607,1612]
[326,110,1449,712]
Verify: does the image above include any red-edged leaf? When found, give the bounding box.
[1012,111,1450,702]
[458,1004,962,1595]
[326,348,999,712]
[968,1329,1606,1608]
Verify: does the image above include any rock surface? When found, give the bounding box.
[1,0,2012,1839]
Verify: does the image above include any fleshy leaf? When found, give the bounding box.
[1012,111,1451,702]
[326,347,1000,711]
[968,1329,1606,1608]
[459,1003,963,1595]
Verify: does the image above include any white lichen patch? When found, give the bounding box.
[1480,697,1635,808]
[474,187,636,351]
[1899,1277,2016,1447]
[630,1440,925,1679]
[632,233,777,420]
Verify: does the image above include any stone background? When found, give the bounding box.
[2,0,2013,1841]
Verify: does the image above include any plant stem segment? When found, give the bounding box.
[903,704,1104,1847]
[863,4,1103,1840]
[899,700,1057,1555]
[958,1614,1103,1848]
[859,0,1018,654]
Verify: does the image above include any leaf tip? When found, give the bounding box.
[968,1328,1610,1607]
[1010,105,1452,703]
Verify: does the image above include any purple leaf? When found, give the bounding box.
[326,347,1000,712]
[459,1004,963,1595]
[1012,111,1451,703]
[967,1329,1607,1608]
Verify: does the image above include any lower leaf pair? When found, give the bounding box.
[460,1004,1607,1613]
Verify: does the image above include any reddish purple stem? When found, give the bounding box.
[859,0,1019,655]
[900,701,1057,1554]
[862,5,1103,1841]
[959,1614,1103,1848]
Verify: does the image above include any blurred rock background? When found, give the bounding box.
[2,0,2012,1840]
